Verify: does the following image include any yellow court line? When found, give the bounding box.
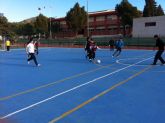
[0,64,114,101]
[49,66,153,123]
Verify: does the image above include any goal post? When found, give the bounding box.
[0,36,6,51]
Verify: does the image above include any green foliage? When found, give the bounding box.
[143,0,157,17]
[0,16,9,36]
[143,0,164,17]
[14,23,24,35]
[65,2,87,35]
[115,0,141,26]
[10,23,34,36]
[115,0,141,36]
[23,23,35,36]
[156,5,164,16]
[13,14,48,37]
[34,14,48,34]
[0,17,18,39]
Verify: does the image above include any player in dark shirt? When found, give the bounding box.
[85,37,91,59]
[109,39,114,51]
[34,38,40,55]
[112,38,124,57]
[152,35,165,65]
[89,40,97,60]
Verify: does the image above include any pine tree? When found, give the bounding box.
[142,0,165,17]
[65,2,87,36]
[143,0,157,17]
[156,5,164,16]
[34,14,48,34]
[115,0,141,36]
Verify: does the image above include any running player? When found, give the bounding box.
[34,38,40,55]
[112,38,124,57]
[89,40,98,61]
[26,38,41,67]
[151,35,165,65]
[109,39,115,51]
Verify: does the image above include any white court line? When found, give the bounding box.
[0,56,153,119]
[116,58,149,66]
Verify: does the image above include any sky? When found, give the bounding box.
[0,0,164,22]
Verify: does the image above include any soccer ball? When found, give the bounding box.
[97,59,101,64]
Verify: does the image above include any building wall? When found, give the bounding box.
[87,11,120,36]
[52,10,132,38]
[132,16,165,37]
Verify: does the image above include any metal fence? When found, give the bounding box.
[13,37,165,49]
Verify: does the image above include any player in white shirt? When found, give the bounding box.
[26,38,40,67]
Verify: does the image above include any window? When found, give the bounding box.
[60,21,66,25]
[108,26,118,29]
[96,16,105,21]
[96,26,105,29]
[145,22,156,27]
[89,17,94,22]
[107,15,117,20]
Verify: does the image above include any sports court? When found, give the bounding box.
[0,47,165,123]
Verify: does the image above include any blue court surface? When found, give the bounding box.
[0,48,165,123]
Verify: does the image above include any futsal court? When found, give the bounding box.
[0,48,165,123]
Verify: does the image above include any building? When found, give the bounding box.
[132,16,165,37]
[52,10,131,38]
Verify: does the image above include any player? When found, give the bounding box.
[26,38,41,67]
[109,39,114,51]
[34,38,40,55]
[112,38,124,57]
[5,38,11,51]
[89,40,97,61]
[151,35,165,65]
[85,37,91,59]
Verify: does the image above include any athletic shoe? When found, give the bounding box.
[161,62,165,66]
[37,64,41,67]
[28,61,30,64]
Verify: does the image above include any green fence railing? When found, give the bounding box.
[16,37,165,48]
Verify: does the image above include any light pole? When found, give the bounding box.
[37,8,40,39]
[49,6,52,39]
[49,17,52,39]
[87,0,89,37]
[3,36,6,51]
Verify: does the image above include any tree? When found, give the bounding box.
[143,0,164,17]
[115,0,141,36]
[0,16,9,36]
[10,23,22,36]
[65,2,87,36]
[0,17,19,40]
[156,5,164,16]
[34,14,48,35]
[22,23,35,36]
[14,23,24,36]
[143,0,159,17]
